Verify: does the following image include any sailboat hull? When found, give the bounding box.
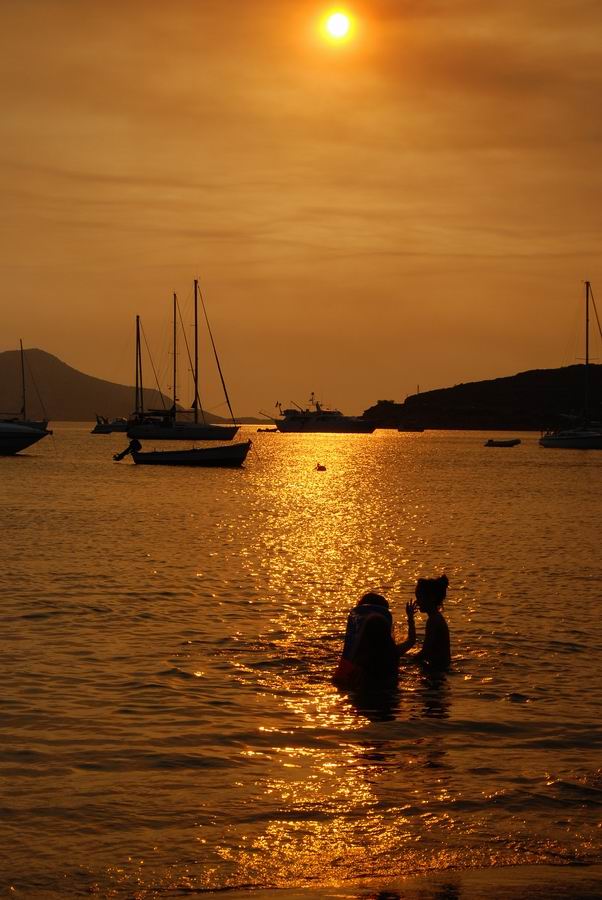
[131,440,251,467]
[0,422,50,455]
[127,422,239,441]
[539,429,602,449]
[540,282,602,450]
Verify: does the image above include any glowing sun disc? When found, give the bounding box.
[326,11,351,39]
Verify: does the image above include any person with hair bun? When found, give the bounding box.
[412,575,451,670]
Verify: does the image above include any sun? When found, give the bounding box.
[323,10,353,42]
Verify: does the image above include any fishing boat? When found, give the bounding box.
[127,281,238,441]
[272,393,375,434]
[485,438,521,447]
[540,281,602,449]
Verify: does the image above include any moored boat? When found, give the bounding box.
[114,436,251,467]
[131,439,252,467]
[485,438,521,447]
[127,410,238,441]
[91,415,129,434]
[273,393,374,434]
[540,426,602,450]
[126,281,239,442]
[0,420,51,455]
[540,281,602,449]
[1,341,52,452]
[1,340,50,433]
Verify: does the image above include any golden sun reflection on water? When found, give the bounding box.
[214,434,470,887]
[4,426,602,896]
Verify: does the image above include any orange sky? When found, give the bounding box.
[1,0,601,415]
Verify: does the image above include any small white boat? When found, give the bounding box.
[485,438,521,447]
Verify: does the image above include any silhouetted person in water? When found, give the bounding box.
[412,575,451,670]
[333,592,415,691]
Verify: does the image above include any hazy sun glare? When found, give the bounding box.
[323,10,353,41]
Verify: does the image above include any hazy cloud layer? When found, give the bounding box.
[1,0,601,412]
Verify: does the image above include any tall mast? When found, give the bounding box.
[19,339,26,419]
[584,280,590,423]
[194,278,199,424]
[135,315,144,417]
[173,292,178,414]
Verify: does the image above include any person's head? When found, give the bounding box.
[415,575,449,613]
[357,592,389,609]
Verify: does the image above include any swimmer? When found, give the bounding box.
[333,592,416,691]
[411,575,451,670]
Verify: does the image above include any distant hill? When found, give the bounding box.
[0,349,244,423]
[363,365,602,430]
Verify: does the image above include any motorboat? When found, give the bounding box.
[91,415,129,434]
[272,393,375,433]
[485,438,521,447]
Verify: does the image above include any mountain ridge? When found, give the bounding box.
[363,364,602,430]
[0,349,243,423]
[3,348,600,429]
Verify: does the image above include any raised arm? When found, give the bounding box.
[396,602,416,655]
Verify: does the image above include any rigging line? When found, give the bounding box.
[589,286,602,344]
[24,353,48,420]
[197,282,237,425]
[140,323,167,409]
[176,297,206,423]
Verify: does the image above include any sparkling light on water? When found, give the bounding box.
[1,425,601,897]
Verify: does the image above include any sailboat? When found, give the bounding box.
[540,281,602,449]
[127,280,239,441]
[0,341,52,455]
[114,280,251,467]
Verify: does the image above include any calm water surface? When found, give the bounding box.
[1,425,601,898]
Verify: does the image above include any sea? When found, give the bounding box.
[2,424,601,899]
